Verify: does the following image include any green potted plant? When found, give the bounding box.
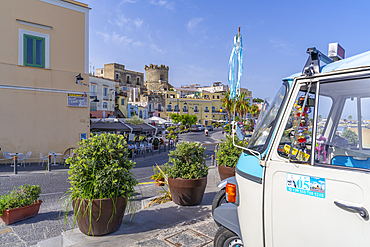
[216,135,247,180]
[166,142,209,206]
[0,185,42,225]
[63,133,137,236]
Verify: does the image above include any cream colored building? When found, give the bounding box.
[0,0,90,161]
[164,87,226,126]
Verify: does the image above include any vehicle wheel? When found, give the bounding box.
[212,188,226,226]
[214,226,243,247]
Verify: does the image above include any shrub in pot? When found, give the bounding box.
[216,135,247,180]
[63,133,137,236]
[166,142,209,206]
[0,185,42,225]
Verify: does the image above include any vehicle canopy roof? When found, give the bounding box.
[283,50,370,81]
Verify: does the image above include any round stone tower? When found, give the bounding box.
[144,64,170,91]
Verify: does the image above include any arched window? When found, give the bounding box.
[183,105,187,112]
[205,106,209,112]
[175,104,179,111]
[137,78,140,85]
[194,106,198,112]
[212,106,215,112]
[103,102,108,109]
[167,104,172,111]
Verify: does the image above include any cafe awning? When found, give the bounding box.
[124,123,143,132]
[135,123,157,132]
[90,122,130,132]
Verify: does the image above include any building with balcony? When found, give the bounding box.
[164,88,226,126]
[0,0,90,158]
[89,76,116,118]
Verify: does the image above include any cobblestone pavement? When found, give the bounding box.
[0,130,224,246]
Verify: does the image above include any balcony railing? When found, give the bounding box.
[183,109,188,112]
[103,95,109,100]
[91,92,97,97]
[167,108,172,111]
[205,110,209,113]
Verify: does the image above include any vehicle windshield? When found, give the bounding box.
[248,85,287,151]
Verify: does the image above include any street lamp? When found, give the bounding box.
[76,73,84,84]
[89,95,99,102]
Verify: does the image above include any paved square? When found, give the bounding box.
[165,229,212,247]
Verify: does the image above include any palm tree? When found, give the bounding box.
[222,91,235,126]
[235,92,250,121]
[250,105,260,119]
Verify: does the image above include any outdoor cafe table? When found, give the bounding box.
[49,152,63,166]
[8,153,24,166]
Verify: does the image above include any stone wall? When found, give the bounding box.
[145,64,169,83]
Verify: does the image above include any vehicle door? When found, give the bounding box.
[264,76,370,247]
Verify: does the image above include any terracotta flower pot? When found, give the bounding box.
[155,178,165,186]
[72,197,127,236]
[218,165,236,181]
[168,176,207,206]
[1,200,43,225]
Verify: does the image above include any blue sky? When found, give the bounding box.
[85,0,370,99]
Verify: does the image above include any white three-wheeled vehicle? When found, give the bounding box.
[213,46,370,247]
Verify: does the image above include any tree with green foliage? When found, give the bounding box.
[125,115,143,125]
[342,129,359,146]
[169,113,180,124]
[250,105,260,118]
[253,98,264,103]
[235,92,250,120]
[169,113,197,127]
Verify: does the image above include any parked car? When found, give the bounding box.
[190,125,199,132]
[190,124,205,132]
[206,125,213,131]
[198,125,205,131]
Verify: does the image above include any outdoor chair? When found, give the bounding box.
[17,153,26,167]
[38,153,48,167]
[2,152,13,165]
[25,151,32,165]
[134,144,141,154]
[62,154,69,164]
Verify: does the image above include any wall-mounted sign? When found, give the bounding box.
[80,133,87,141]
[67,93,88,107]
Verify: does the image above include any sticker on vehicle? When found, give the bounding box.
[286,173,325,198]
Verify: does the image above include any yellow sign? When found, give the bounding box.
[68,93,85,97]
[283,144,310,162]
[284,144,298,156]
